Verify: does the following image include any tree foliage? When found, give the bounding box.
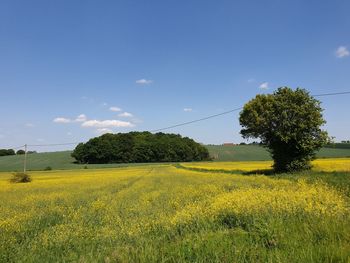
[16,150,25,155]
[72,132,210,164]
[0,149,15,156]
[239,87,328,172]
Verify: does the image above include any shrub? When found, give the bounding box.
[10,173,32,183]
[44,166,52,171]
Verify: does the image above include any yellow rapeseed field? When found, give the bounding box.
[0,161,349,262]
[181,157,350,172]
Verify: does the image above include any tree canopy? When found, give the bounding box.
[0,149,15,157]
[239,87,328,172]
[16,150,25,155]
[72,131,210,164]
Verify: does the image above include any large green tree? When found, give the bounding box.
[239,87,328,172]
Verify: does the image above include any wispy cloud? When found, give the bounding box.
[109,106,122,112]
[25,123,35,127]
[81,119,134,128]
[54,115,87,123]
[136,79,153,85]
[335,46,349,58]
[53,117,71,123]
[183,108,193,112]
[54,112,136,131]
[259,82,269,90]
[247,78,255,83]
[118,112,133,118]
[75,114,87,122]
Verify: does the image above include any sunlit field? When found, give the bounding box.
[182,158,350,172]
[1,162,349,262]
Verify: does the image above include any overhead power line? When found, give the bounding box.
[0,145,25,150]
[150,90,350,132]
[312,91,350,97]
[0,142,82,150]
[2,90,350,149]
[13,145,26,150]
[150,107,243,132]
[27,142,81,147]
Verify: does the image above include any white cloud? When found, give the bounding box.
[259,82,269,89]
[67,132,72,136]
[247,78,255,83]
[136,79,153,85]
[36,138,45,142]
[53,117,71,123]
[109,106,122,112]
[25,123,35,127]
[96,128,113,134]
[183,108,193,112]
[118,112,133,118]
[335,46,349,58]
[0,134,4,139]
[75,114,87,122]
[81,119,134,128]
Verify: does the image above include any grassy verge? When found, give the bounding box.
[175,163,350,196]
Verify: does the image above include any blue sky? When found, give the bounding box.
[0,0,349,151]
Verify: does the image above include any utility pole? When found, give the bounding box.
[23,144,27,173]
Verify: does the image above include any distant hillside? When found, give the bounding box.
[324,143,350,149]
[0,151,150,172]
[1,145,350,172]
[207,145,350,161]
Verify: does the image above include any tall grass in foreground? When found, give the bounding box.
[0,165,349,262]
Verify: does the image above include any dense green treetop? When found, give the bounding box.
[239,87,328,172]
[72,131,210,164]
[16,149,25,155]
[0,149,15,156]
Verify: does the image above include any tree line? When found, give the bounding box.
[71,132,210,164]
[0,149,36,156]
[324,142,350,149]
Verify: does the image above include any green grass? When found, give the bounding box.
[0,151,156,172]
[207,145,271,161]
[1,145,350,172]
[177,164,350,197]
[0,165,349,262]
[325,143,350,149]
[275,171,350,197]
[207,145,350,161]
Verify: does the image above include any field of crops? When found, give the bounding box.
[1,160,349,262]
[181,158,350,173]
[1,145,350,172]
[206,145,350,161]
